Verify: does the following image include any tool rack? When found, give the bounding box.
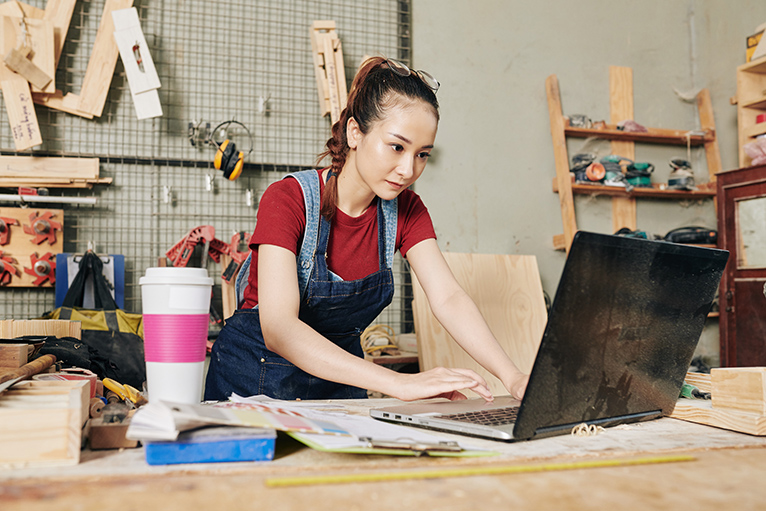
[546,66,722,254]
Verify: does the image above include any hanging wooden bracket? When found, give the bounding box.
[310,20,347,125]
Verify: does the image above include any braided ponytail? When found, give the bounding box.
[316,56,439,220]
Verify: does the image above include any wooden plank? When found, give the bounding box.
[545,74,577,253]
[0,343,27,368]
[43,0,78,69]
[332,37,347,111]
[76,0,134,117]
[609,66,636,233]
[564,125,708,145]
[0,319,80,339]
[670,399,766,436]
[0,16,42,151]
[411,253,547,396]
[711,367,766,415]
[310,20,332,117]
[322,34,341,124]
[0,155,99,179]
[0,16,55,93]
[552,178,717,199]
[0,1,44,19]
[684,371,712,393]
[31,89,93,118]
[696,88,722,182]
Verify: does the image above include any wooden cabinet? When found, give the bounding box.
[717,164,766,367]
[736,55,766,167]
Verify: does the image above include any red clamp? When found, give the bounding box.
[166,225,231,267]
[0,217,19,245]
[0,251,20,286]
[23,211,62,245]
[24,252,56,286]
[221,231,251,283]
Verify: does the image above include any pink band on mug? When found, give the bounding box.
[143,314,208,363]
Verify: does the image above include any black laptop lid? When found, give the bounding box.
[513,231,729,440]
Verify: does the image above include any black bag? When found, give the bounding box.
[42,252,146,389]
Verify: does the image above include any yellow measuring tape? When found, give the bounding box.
[265,454,695,488]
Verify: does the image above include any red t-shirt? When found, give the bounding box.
[241,170,436,308]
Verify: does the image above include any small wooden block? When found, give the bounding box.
[88,417,139,450]
[0,343,28,368]
[4,47,53,90]
[712,367,766,415]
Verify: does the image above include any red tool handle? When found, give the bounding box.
[0,354,56,384]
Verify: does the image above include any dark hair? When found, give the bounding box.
[317,56,440,220]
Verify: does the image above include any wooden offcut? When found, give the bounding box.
[0,379,88,468]
[411,253,547,397]
[310,20,347,124]
[0,16,42,151]
[671,368,766,436]
[0,343,27,369]
[33,0,133,118]
[609,66,637,233]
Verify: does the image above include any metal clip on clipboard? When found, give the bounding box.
[358,437,463,455]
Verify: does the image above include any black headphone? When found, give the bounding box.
[210,120,254,181]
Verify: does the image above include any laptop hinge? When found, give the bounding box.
[531,410,662,440]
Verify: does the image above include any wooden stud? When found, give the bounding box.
[609,66,637,233]
[545,74,577,253]
[696,88,722,180]
[42,0,78,69]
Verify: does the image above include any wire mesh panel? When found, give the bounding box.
[0,0,414,334]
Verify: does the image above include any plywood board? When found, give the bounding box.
[411,253,547,396]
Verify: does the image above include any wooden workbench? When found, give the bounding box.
[2,398,766,510]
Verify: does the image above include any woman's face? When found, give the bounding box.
[347,98,438,201]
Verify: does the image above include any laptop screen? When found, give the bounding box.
[513,231,728,440]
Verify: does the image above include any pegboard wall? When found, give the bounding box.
[0,0,416,334]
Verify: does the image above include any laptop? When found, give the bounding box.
[371,231,729,442]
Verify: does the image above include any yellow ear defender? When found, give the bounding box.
[210,120,254,181]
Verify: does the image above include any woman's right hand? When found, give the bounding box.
[388,367,494,402]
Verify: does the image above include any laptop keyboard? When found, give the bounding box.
[440,406,519,426]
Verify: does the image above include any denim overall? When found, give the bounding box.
[204,169,398,401]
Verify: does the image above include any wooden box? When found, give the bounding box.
[0,379,88,468]
[711,367,766,415]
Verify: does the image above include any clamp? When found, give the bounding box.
[24,252,56,286]
[166,225,230,267]
[221,231,251,283]
[23,211,62,245]
[0,217,19,245]
[0,251,20,286]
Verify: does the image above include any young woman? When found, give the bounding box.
[204,57,529,402]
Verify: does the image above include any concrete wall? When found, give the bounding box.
[412,0,766,364]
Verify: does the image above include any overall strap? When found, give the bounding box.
[380,198,398,269]
[287,169,322,297]
[235,168,320,308]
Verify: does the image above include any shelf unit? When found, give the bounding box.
[736,55,766,166]
[546,66,722,253]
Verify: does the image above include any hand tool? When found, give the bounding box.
[103,377,147,407]
[0,353,56,394]
[165,225,230,267]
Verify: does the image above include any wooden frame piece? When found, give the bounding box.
[310,20,347,124]
[32,0,133,119]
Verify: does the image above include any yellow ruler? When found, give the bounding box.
[265,454,695,488]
